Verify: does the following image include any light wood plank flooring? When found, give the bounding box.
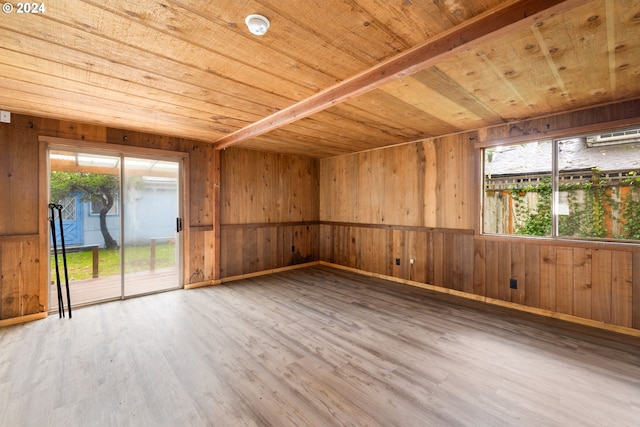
[2,265,639,426]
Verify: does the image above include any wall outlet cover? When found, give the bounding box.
[0,111,10,123]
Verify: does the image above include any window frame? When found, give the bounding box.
[480,126,640,245]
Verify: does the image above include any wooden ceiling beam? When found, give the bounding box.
[214,0,588,150]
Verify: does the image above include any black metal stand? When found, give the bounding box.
[49,203,72,318]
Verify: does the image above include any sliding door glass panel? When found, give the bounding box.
[49,150,122,309]
[122,157,180,297]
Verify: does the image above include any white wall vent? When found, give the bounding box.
[586,128,640,147]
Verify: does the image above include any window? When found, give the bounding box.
[89,196,119,216]
[483,127,640,242]
[58,196,77,221]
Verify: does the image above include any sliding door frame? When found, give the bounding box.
[39,136,190,310]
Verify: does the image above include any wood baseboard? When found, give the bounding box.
[319,261,640,338]
[186,261,323,289]
[184,279,222,289]
[220,261,321,284]
[0,312,47,328]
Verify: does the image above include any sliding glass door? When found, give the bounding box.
[122,157,181,297]
[48,149,183,310]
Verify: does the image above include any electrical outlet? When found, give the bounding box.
[395,258,400,266]
[410,258,414,265]
[291,245,295,252]
[0,110,10,123]
[509,278,517,289]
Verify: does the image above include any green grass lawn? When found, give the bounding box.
[50,243,176,281]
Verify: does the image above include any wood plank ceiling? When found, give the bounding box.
[1,0,639,158]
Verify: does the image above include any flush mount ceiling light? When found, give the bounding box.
[245,14,270,36]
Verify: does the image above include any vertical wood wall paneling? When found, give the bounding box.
[429,134,475,230]
[431,232,444,287]
[317,105,640,333]
[539,245,557,311]
[0,115,39,236]
[348,225,360,270]
[319,224,331,262]
[633,252,640,329]
[484,240,500,299]
[186,143,217,284]
[524,244,540,308]
[212,149,221,281]
[611,251,633,328]
[591,249,612,323]
[219,148,320,277]
[2,114,217,320]
[357,151,377,224]
[498,241,512,302]
[555,247,574,315]
[0,236,41,318]
[572,248,593,319]
[424,141,438,227]
[510,242,526,305]
[473,239,486,296]
[187,229,205,283]
[408,230,428,283]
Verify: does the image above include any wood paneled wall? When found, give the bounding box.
[319,105,640,332]
[219,148,319,277]
[320,224,475,292]
[319,136,476,229]
[0,114,217,321]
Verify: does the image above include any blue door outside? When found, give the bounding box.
[53,194,84,246]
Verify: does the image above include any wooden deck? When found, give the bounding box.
[49,267,180,309]
[5,265,640,426]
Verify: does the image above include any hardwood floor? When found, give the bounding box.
[2,265,639,426]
